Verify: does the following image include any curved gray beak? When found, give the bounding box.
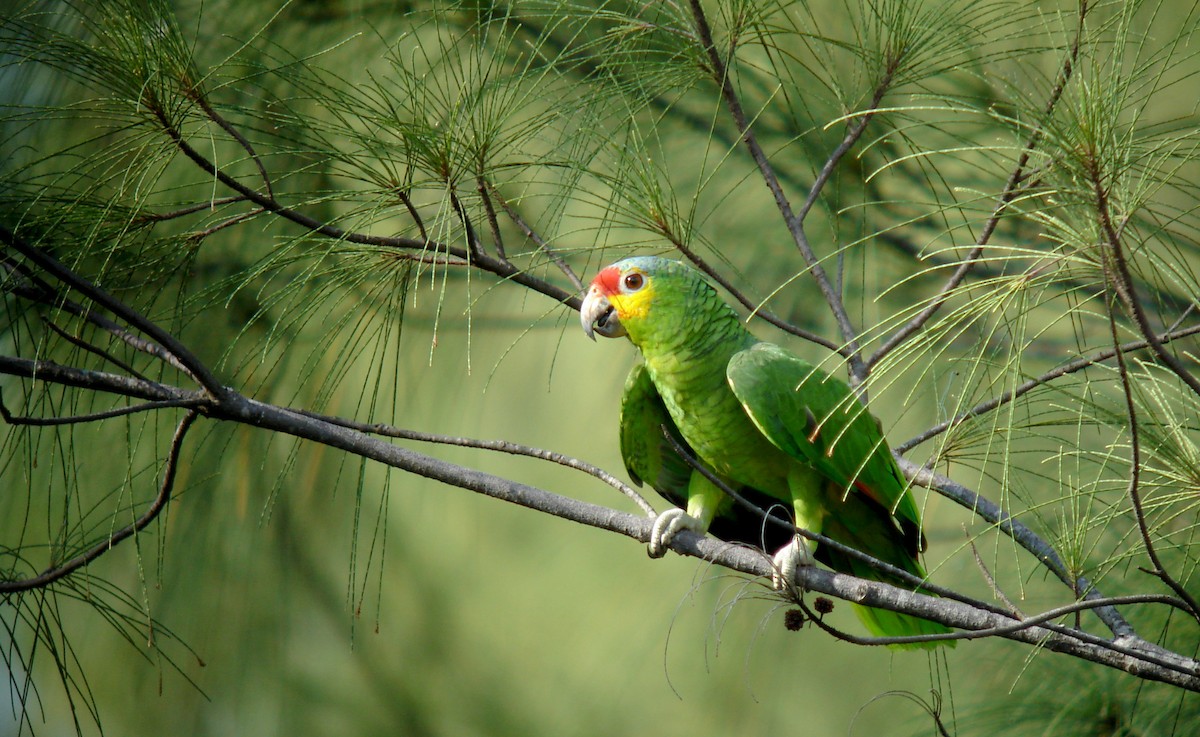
[580,284,626,340]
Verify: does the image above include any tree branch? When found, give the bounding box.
[686,0,865,376]
[0,392,202,426]
[3,347,1198,687]
[1098,179,1200,624]
[897,321,1200,454]
[487,183,584,291]
[867,0,1090,369]
[291,408,658,517]
[149,107,581,311]
[0,225,227,397]
[899,458,1137,639]
[0,410,198,593]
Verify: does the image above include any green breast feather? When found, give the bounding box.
[619,362,793,551]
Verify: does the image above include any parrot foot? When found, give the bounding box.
[647,508,703,558]
[771,536,815,590]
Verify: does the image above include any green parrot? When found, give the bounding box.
[580,256,950,646]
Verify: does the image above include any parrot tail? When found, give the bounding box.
[852,604,954,650]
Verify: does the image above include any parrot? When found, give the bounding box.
[580,255,950,646]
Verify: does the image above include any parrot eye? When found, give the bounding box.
[622,272,644,291]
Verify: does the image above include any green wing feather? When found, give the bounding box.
[727,343,950,648]
[727,343,924,555]
[619,362,692,509]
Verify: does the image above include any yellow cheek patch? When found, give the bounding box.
[609,283,655,322]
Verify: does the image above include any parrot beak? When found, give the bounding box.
[580,283,626,340]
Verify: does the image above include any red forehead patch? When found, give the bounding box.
[594,265,622,294]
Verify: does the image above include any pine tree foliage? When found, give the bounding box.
[1,0,1199,734]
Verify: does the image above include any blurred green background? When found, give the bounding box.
[2,0,1199,735]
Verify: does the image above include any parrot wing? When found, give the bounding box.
[726,342,924,556]
[619,362,692,510]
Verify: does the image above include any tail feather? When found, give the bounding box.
[816,509,955,649]
[853,603,953,650]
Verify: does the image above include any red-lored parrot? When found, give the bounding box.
[581,256,950,646]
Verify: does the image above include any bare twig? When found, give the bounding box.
[394,188,429,242]
[42,319,148,381]
[449,187,486,263]
[686,0,865,376]
[151,107,580,310]
[0,392,202,426]
[136,196,248,223]
[292,408,657,517]
[1099,200,1200,624]
[669,238,842,353]
[477,176,506,262]
[0,225,228,397]
[190,89,274,199]
[968,534,1024,618]
[797,71,896,225]
[1095,169,1200,404]
[799,591,1191,649]
[0,410,198,593]
[868,1,1090,369]
[897,321,1200,453]
[487,183,583,291]
[5,275,194,379]
[186,208,264,241]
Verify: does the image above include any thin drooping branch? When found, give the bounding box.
[0,225,227,397]
[969,536,1025,619]
[1097,177,1200,625]
[3,260,182,380]
[488,183,584,291]
[449,187,486,263]
[796,71,895,225]
[293,408,657,517]
[476,176,507,262]
[42,318,148,381]
[669,238,842,353]
[150,107,581,311]
[394,188,429,242]
[686,0,865,376]
[799,591,1193,649]
[0,410,198,593]
[899,458,1136,639]
[867,1,1090,370]
[0,393,202,426]
[186,208,265,242]
[896,321,1200,453]
[136,195,248,223]
[190,89,274,199]
[1095,175,1200,404]
[3,251,192,379]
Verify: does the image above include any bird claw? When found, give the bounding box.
[772,536,815,590]
[648,508,702,558]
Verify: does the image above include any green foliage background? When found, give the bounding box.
[1,0,1199,734]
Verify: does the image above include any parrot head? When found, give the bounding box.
[580,256,688,343]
